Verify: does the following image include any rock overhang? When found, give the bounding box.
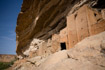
[16,0,105,55]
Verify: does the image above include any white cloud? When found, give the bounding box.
[0,36,15,41]
[0,31,16,41]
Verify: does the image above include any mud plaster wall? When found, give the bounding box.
[52,5,105,52]
[67,5,105,48]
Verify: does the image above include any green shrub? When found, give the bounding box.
[0,59,17,70]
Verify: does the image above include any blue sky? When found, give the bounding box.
[0,0,23,54]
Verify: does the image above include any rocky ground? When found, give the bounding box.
[10,31,105,70]
[0,54,16,62]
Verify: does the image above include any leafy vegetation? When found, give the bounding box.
[0,59,17,70]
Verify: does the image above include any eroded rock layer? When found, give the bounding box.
[16,0,105,56]
[16,0,72,54]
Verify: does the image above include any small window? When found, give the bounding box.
[94,13,97,17]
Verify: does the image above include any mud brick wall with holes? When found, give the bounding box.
[59,27,69,49]
[67,5,105,49]
[51,5,105,52]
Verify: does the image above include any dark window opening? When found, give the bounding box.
[74,13,77,19]
[94,13,97,17]
[60,42,66,50]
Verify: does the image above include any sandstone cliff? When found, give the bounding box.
[16,0,105,57]
[14,0,105,70]
[16,0,105,59]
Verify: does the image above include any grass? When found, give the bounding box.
[0,59,17,70]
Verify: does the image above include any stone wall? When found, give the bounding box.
[59,27,69,49]
[51,34,60,53]
[51,5,105,53]
[67,5,105,48]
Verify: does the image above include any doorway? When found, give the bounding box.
[60,42,66,50]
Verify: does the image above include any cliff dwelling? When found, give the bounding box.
[51,5,105,53]
[5,0,105,70]
[16,0,105,58]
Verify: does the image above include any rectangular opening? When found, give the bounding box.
[60,42,66,50]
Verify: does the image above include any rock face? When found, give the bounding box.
[15,0,105,70]
[16,0,70,54]
[13,31,105,70]
[16,0,105,56]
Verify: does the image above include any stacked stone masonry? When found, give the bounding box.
[52,5,105,52]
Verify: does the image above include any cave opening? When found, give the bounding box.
[60,42,66,50]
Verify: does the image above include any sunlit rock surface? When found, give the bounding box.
[13,31,105,70]
[14,0,105,69]
[16,0,105,55]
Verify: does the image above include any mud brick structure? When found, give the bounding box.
[52,5,105,51]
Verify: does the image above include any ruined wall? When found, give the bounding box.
[52,34,60,53]
[51,5,105,52]
[51,5,105,51]
[59,27,69,49]
[67,5,105,48]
